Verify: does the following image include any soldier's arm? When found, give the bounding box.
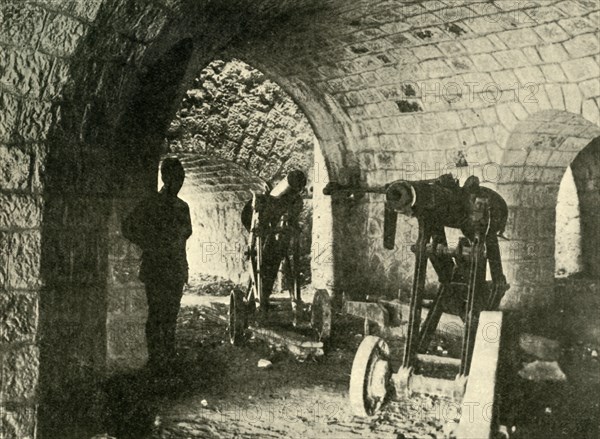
[122,200,148,247]
[182,203,192,239]
[289,197,303,230]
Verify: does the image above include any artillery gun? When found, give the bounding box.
[325,174,509,438]
[228,171,332,353]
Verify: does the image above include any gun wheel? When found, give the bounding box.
[349,335,391,417]
[229,289,246,346]
[311,289,332,342]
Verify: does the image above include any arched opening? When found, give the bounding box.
[160,59,333,301]
[555,137,600,347]
[555,166,583,278]
[498,110,600,343]
[571,137,600,278]
[37,35,342,436]
[555,139,600,280]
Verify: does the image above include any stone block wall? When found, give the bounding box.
[497,113,600,309]
[166,59,315,186]
[106,201,147,373]
[236,0,600,308]
[0,1,103,437]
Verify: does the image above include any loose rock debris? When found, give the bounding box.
[137,297,599,439]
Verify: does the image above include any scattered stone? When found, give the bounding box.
[591,350,598,358]
[422,398,434,411]
[518,361,567,382]
[258,359,273,369]
[443,420,458,438]
[497,425,509,439]
[519,334,561,361]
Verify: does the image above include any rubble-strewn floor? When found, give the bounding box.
[100,292,599,439]
[147,296,453,439]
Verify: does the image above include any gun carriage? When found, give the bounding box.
[324,174,509,437]
[228,171,332,350]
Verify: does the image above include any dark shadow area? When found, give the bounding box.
[37,32,194,439]
[95,303,363,438]
[497,310,600,439]
[113,38,194,194]
[102,369,184,439]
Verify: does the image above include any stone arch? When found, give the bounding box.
[570,137,600,278]
[162,56,341,295]
[497,110,600,310]
[37,35,197,438]
[3,0,597,436]
[32,12,354,421]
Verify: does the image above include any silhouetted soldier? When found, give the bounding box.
[122,158,192,370]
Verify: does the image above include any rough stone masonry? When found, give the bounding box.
[0,0,599,437]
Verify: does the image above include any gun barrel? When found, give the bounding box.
[323,182,387,196]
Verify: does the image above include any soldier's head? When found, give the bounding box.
[269,170,307,198]
[287,170,307,194]
[161,158,185,196]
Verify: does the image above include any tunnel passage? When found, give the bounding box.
[161,154,269,286]
[163,59,330,293]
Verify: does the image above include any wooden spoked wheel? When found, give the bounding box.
[311,289,332,342]
[228,289,246,346]
[349,335,391,417]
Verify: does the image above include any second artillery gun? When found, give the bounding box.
[229,171,332,349]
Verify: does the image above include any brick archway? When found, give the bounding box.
[571,137,600,278]
[496,110,600,309]
[161,58,335,293]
